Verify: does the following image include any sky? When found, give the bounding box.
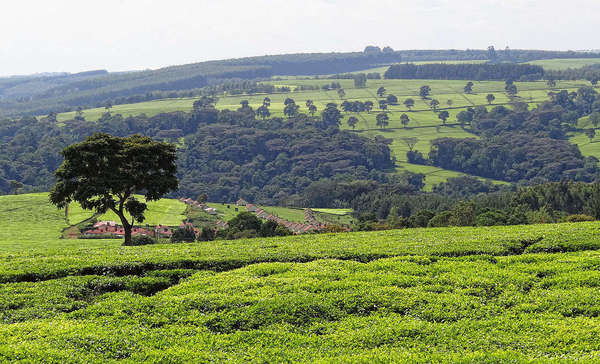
[1,0,599,76]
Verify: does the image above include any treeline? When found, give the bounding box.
[546,64,600,83]
[384,63,544,81]
[350,180,600,229]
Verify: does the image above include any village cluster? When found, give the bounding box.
[81,198,333,238]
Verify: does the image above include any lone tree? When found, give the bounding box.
[404,98,415,110]
[438,110,450,124]
[430,99,440,111]
[464,82,474,94]
[50,133,178,245]
[386,94,398,105]
[486,94,496,105]
[378,100,388,111]
[376,112,389,129]
[256,105,270,120]
[337,88,346,99]
[347,116,359,130]
[400,113,410,128]
[377,87,386,97]
[419,85,431,99]
[364,100,374,113]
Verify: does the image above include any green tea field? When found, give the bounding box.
[2,193,600,361]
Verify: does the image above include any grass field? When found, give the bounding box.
[3,193,600,361]
[527,58,600,70]
[67,196,188,226]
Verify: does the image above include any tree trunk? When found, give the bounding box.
[123,222,132,245]
[113,209,133,245]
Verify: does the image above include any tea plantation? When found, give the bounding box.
[2,193,600,362]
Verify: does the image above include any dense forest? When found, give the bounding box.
[0,104,393,204]
[349,180,600,229]
[405,86,600,184]
[384,63,544,81]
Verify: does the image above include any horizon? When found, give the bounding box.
[2,0,599,77]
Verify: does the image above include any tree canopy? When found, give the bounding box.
[49,133,178,244]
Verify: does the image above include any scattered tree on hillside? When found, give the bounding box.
[337,88,346,99]
[438,110,450,124]
[240,100,250,109]
[506,84,518,97]
[257,105,270,120]
[430,99,440,111]
[457,109,474,125]
[447,99,453,107]
[341,101,352,112]
[283,100,300,118]
[464,82,474,94]
[364,100,374,113]
[378,100,388,111]
[284,97,295,106]
[546,78,557,89]
[193,96,217,109]
[590,77,599,87]
[386,94,398,105]
[347,116,359,130]
[49,133,178,246]
[104,101,112,110]
[585,128,596,143]
[420,85,431,99]
[404,98,415,110]
[308,104,318,116]
[400,113,410,128]
[486,94,496,105]
[376,113,389,129]
[263,97,271,107]
[377,87,386,97]
[354,73,367,88]
[320,103,343,129]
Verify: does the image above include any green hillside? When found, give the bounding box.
[2,193,600,361]
[55,76,590,189]
[527,57,600,70]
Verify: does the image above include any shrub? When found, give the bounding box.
[197,227,216,242]
[123,235,158,246]
[171,227,196,243]
[566,214,595,222]
[428,211,453,227]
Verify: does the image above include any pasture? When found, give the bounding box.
[527,58,600,70]
[2,193,600,361]
[54,72,594,189]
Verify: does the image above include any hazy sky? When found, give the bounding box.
[1,0,598,76]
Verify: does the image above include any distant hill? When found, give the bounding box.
[2,48,600,117]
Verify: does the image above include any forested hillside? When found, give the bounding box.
[0,108,393,204]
